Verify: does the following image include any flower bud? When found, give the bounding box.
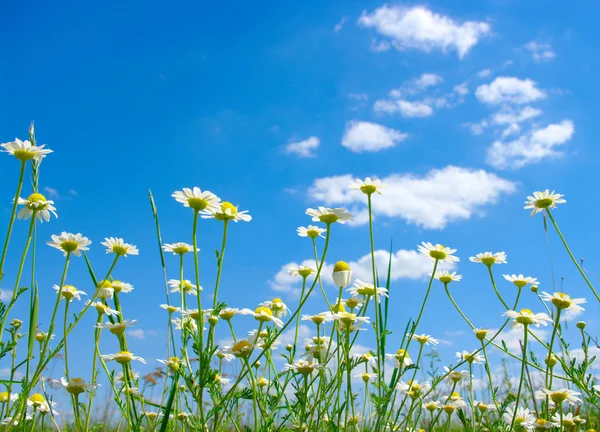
[530,285,538,293]
[286,344,293,352]
[576,321,586,330]
[545,354,557,368]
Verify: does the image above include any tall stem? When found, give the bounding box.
[213,220,229,309]
[0,160,26,276]
[191,210,205,424]
[510,326,529,430]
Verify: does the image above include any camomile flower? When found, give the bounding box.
[17,193,57,222]
[111,280,134,294]
[297,225,326,239]
[503,309,552,328]
[410,334,439,346]
[47,232,91,256]
[535,388,582,406]
[27,394,58,415]
[433,271,462,284]
[256,376,269,389]
[252,307,284,327]
[456,350,484,364]
[348,177,385,195]
[301,313,333,325]
[180,309,211,324]
[473,401,496,414]
[218,307,254,320]
[114,371,140,384]
[171,317,198,332]
[524,190,566,216]
[306,207,353,225]
[56,377,98,395]
[258,298,290,317]
[441,397,467,416]
[213,374,231,386]
[162,242,194,255]
[473,328,491,341]
[97,320,137,335]
[53,284,86,302]
[550,412,577,428]
[101,237,138,257]
[503,274,538,289]
[201,201,251,222]
[347,280,388,298]
[540,291,586,313]
[157,357,182,373]
[503,406,536,429]
[333,312,370,332]
[352,352,377,367]
[469,251,507,266]
[396,380,431,399]
[386,349,413,369]
[215,348,235,362]
[96,280,115,300]
[288,266,317,279]
[344,295,364,309]
[533,418,554,430]
[0,393,18,404]
[87,301,119,317]
[417,242,459,263]
[423,401,441,412]
[172,187,221,212]
[1,138,52,162]
[443,367,471,383]
[332,261,352,288]
[168,279,200,295]
[355,372,378,384]
[285,360,323,376]
[223,337,256,358]
[101,351,145,365]
[160,304,181,314]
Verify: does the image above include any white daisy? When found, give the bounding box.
[456,350,484,364]
[352,352,377,367]
[417,242,459,263]
[168,279,200,295]
[223,338,256,358]
[218,307,254,320]
[385,349,413,369]
[503,274,538,289]
[469,251,507,266]
[396,380,431,399]
[301,313,334,325]
[47,232,91,256]
[348,177,385,195]
[53,284,86,301]
[1,138,52,162]
[157,357,182,372]
[540,291,586,313]
[524,190,566,216]
[355,372,378,383]
[550,412,577,428]
[111,280,134,294]
[213,374,231,386]
[171,317,199,332]
[101,237,138,257]
[297,225,326,239]
[433,271,462,284]
[503,309,553,328]
[172,187,221,212]
[409,334,439,346]
[347,280,388,298]
[97,320,137,335]
[87,301,119,317]
[258,298,290,318]
[502,406,535,430]
[252,307,284,328]
[535,388,582,406]
[332,312,370,332]
[160,304,182,314]
[17,193,57,222]
[284,360,323,376]
[306,207,353,224]
[201,201,251,222]
[162,242,194,255]
[101,351,145,365]
[215,348,235,362]
[473,401,496,413]
[288,266,317,278]
[443,366,471,383]
[56,377,98,395]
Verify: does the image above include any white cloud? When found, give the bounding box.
[487,120,575,169]
[492,106,542,125]
[453,82,469,97]
[0,290,13,302]
[127,329,157,340]
[269,260,319,296]
[463,120,489,135]
[308,166,517,229]
[334,17,348,33]
[501,123,521,138]
[284,136,320,158]
[43,186,59,199]
[477,68,492,78]
[476,77,546,105]
[415,73,444,89]
[341,121,408,153]
[524,41,556,63]
[358,5,490,58]
[374,99,434,117]
[493,327,549,352]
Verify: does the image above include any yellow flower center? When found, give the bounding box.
[333,261,350,272]
[0,392,8,402]
[254,307,273,322]
[481,257,496,266]
[515,309,534,325]
[429,246,447,260]
[298,268,313,278]
[319,213,339,224]
[167,357,181,372]
[13,149,36,161]
[550,391,569,403]
[187,197,209,211]
[66,378,86,395]
[296,363,316,375]
[330,302,346,313]
[26,193,47,209]
[360,373,371,383]
[172,245,190,254]
[306,229,320,239]
[60,285,77,300]
[109,323,127,335]
[338,312,357,325]
[35,332,46,342]
[310,315,326,325]
[535,198,554,209]
[97,280,113,289]
[475,329,489,341]
[232,340,252,358]
[360,184,378,194]
[450,392,461,401]
[219,309,235,320]
[270,298,284,311]
[29,393,45,405]
[414,335,429,344]
[214,202,238,220]
[443,405,455,414]
[181,281,194,292]
[425,403,438,412]
[112,280,125,293]
[438,274,454,284]
[115,351,133,365]
[345,297,360,308]
[112,245,128,255]
[257,377,269,387]
[477,403,489,412]
[60,240,80,253]
[551,292,572,309]
[357,285,376,296]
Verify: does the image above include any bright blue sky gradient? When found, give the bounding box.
[1,0,599,401]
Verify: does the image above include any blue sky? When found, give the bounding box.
[1,0,599,398]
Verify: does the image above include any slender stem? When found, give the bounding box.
[546,209,600,302]
[487,266,509,310]
[191,210,205,424]
[510,326,529,430]
[292,277,307,360]
[213,220,229,308]
[544,307,561,416]
[86,314,103,431]
[0,160,26,275]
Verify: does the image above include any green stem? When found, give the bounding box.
[510,326,529,430]
[487,266,509,310]
[0,160,26,276]
[213,219,229,309]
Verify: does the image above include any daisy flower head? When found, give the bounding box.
[172,187,221,212]
[162,242,194,255]
[96,280,115,300]
[535,388,582,406]
[35,332,54,343]
[0,392,18,403]
[550,412,576,428]
[396,380,431,399]
[101,237,138,257]
[344,295,364,309]
[456,350,484,364]
[386,349,413,368]
[297,225,326,239]
[17,193,57,222]
[473,401,496,414]
[97,319,137,336]
[306,206,353,225]
[469,251,507,267]
[87,301,119,317]
[53,284,86,302]
[333,312,370,332]
[503,309,552,328]
[288,266,316,279]
[213,374,231,386]
[27,393,54,414]
[47,232,91,256]
[201,201,251,222]
[504,274,538,289]
[348,177,384,195]
[1,138,52,162]
[433,271,462,284]
[332,261,352,288]
[301,313,333,326]
[253,307,284,327]
[410,334,439,346]
[423,401,441,412]
[352,352,377,367]
[443,366,471,383]
[285,360,322,376]
[258,298,290,317]
[111,280,133,294]
[355,372,378,384]
[215,348,235,362]
[58,377,98,395]
[168,279,200,296]
[101,351,145,365]
[218,307,253,321]
[171,317,198,332]
[442,397,467,416]
[160,304,181,314]
[224,337,256,358]
[157,357,182,373]
[524,190,566,216]
[417,242,459,263]
[474,328,491,341]
[347,280,388,298]
[540,291,586,313]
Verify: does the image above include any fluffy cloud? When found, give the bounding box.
[284,136,320,158]
[524,41,556,63]
[341,121,408,152]
[487,120,575,169]
[358,5,490,58]
[374,99,433,117]
[476,77,546,105]
[308,166,517,229]
[492,106,542,125]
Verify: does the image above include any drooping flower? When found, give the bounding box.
[160,304,182,314]
[352,352,377,367]
[534,388,582,406]
[385,349,413,369]
[87,301,119,317]
[47,232,91,256]
[258,298,290,318]
[101,237,138,257]
[172,187,221,212]
[252,307,283,327]
[417,242,459,263]
[348,177,385,195]
[524,190,566,216]
[297,225,326,239]
[301,313,333,325]
[396,380,431,399]
[288,266,317,279]
[474,401,496,414]
[332,312,370,332]
[306,207,353,225]
[1,138,52,162]
[355,372,378,384]
[157,357,182,373]
[111,280,134,294]
[95,280,115,300]
[17,193,57,222]
[443,366,471,383]
[218,307,254,321]
[469,251,507,266]
[97,320,137,335]
[201,201,251,222]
